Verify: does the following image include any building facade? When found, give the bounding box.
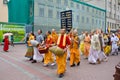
[82,0,120,31]
[0,0,8,22]
[0,0,34,25]
[34,0,106,33]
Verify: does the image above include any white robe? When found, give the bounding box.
[88,34,107,63]
[111,36,119,53]
[88,34,99,63]
[33,47,43,61]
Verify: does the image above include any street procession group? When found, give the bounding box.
[1,27,120,78]
[23,28,120,78]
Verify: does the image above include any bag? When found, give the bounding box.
[30,40,39,47]
[49,46,64,56]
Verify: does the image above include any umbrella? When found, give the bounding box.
[3,33,13,37]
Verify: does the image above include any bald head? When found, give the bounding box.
[73,29,78,36]
[60,29,66,34]
[52,29,56,33]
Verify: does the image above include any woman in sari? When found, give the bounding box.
[25,32,35,61]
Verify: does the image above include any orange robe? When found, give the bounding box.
[51,32,58,44]
[56,34,70,74]
[70,35,80,66]
[84,35,91,58]
[44,34,54,65]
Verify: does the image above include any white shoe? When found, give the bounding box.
[104,58,108,62]
[43,64,49,67]
[51,62,56,66]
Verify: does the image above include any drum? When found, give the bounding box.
[49,46,64,56]
[38,47,48,54]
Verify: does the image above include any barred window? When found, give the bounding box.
[82,5,84,10]
[76,4,79,9]
[76,15,79,22]
[71,2,74,8]
[87,7,89,12]
[82,16,84,23]
[48,9,53,18]
[86,17,89,23]
[39,8,44,17]
[92,18,94,24]
[48,0,53,2]
[64,0,68,6]
[56,11,60,19]
[56,0,61,4]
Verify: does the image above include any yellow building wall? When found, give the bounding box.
[0,0,8,22]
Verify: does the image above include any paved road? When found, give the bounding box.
[0,45,120,80]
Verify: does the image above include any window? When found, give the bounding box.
[82,16,84,23]
[56,11,60,19]
[82,5,84,10]
[114,14,116,19]
[71,2,74,7]
[96,10,98,14]
[56,0,61,4]
[48,9,53,18]
[118,6,119,11]
[99,20,101,25]
[87,7,89,12]
[64,0,68,6]
[109,12,111,18]
[110,23,112,28]
[102,21,105,26]
[39,8,44,17]
[109,2,111,7]
[48,0,53,2]
[86,17,89,23]
[99,11,101,15]
[76,15,79,22]
[92,18,94,24]
[114,4,116,10]
[92,8,94,13]
[96,19,98,25]
[76,4,79,9]
[107,22,109,27]
[115,24,116,29]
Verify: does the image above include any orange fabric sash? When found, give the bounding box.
[57,34,66,46]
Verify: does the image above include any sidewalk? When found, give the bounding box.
[0,45,120,80]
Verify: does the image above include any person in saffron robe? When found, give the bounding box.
[3,35,9,52]
[51,29,58,44]
[79,31,85,55]
[70,29,80,67]
[43,31,54,66]
[103,33,111,56]
[67,29,73,61]
[51,29,58,65]
[84,32,91,59]
[56,29,70,78]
